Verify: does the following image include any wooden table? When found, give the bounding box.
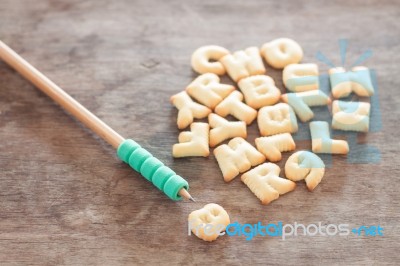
[0,0,399,265]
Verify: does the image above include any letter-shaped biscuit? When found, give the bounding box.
[215,91,257,125]
[310,121,349,154]
[220,47,266,82]
[281,90,331,122]
[241,163,296,205]
[255,133,296,162]
[214,137,266,182]
[332,100,371,132]
[329,66,374,98]
[283,63,319,92]
[257,103,298,136]
[170,91,211,129]
[285,151,325,191]
[261,38,303,69]
[188,203,230,242]
[173,123,209,157]
[238,75,281,109]
[191,45,230,75]
[186,73,235,109]
[208,113,247,147]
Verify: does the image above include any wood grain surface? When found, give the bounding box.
[0,0,399,265]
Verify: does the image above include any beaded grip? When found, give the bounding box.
[117,139,189,201]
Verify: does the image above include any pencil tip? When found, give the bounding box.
[189,196,196,202]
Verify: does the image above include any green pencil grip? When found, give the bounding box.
[117,139,189,201]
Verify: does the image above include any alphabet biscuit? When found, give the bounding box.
[281,90,331,122]
[191,45,230,75]
[238,75,281,109]
[214,137,266,182]
[220,47,266,82]
[173,122,210,157]
[310,121,349,154]
[283,63,319,92]
[170,91,211,129]
[257,103,298,136]
[188,203,230,242]
[208,113,247,147]
[329,66,374,98]
[285,151,325,191]
[186,73,235,109]
[215,91,257,125]
[261,38,303,69]
[255,133,296,162]
[331,100,370,132]
[241,163,296,205]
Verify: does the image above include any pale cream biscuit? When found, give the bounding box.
[281,90,331,122]
[285,151,325,191]
[191,45,230,75]
[173,123,210,157]
[170,91,211,129]
[214,137,266,182]
[188,203,230,242]
[215,91,257,125]
[241,163,296,205]
[283,63,319,92]
[310,121,349,154]
[257,103,298,136]
[219,46,266,82]
[186,73,235,109]
[329,66,374,98]
[208,113,247,147]
[255,133,296,162]
[332,100,370,132]
[238,75,281,109]
[261,38,303,69]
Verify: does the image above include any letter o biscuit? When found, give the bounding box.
[261,38,303,69]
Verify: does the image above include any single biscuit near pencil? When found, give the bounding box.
[285,151,325,191]
[238,75,281,109]
[220,46,266,82]
[214,137,266,182]
[255,133,296,162]
[170,91,211,129]
[173,122,210,157]
[241,163,296,205]
[208,113,247,147]
[188,203,230,242]
[186,73,235,109]
[191,45,230,75]
[215,90,257,125]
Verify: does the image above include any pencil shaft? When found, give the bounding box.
[0,40,193,201]
[0,40,124,148]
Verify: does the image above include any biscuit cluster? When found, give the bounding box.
[171,38,374,210]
